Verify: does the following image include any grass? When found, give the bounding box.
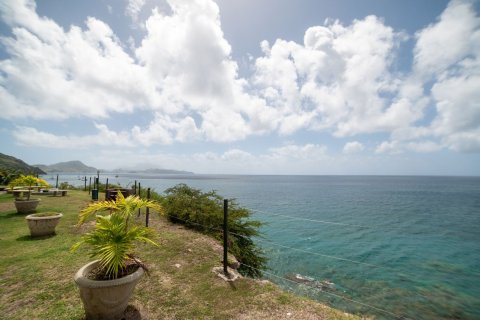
[0,190,363,319]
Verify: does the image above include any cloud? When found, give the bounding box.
[0,0,276,144]
[253,15,420,138]
[343,141,365,154]
[267,144,327,160]
[0,2,153,120]
[375,140,442,154]
[125,0,146,25]
[413,0,479,78]
[1,0,479,156]
[12,124,134,148]
[407,0,480,152]
[190,144,329,173]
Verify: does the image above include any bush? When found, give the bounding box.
[0,169,22,185]
[162,183,266,277]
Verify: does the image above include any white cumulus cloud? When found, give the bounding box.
[0,0,479,156]
[343,141,365,154]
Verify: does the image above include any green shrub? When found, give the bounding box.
[0,169,22,185]
[162,183,266,277]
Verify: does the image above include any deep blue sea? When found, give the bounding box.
[47,174,480,319]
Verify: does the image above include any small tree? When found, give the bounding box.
[163,184,267,277]
[9,175,49,200]
[71,192,164,279]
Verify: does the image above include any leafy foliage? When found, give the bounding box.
[162,183,267,277]
[8,175,49,200]
[71,192,164,279]
[0,169,22,185]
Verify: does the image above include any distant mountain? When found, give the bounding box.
[35,161,98,173]
[0,153,46,175]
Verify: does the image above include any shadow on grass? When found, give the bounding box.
[16,234,57,241]
[123,305,142,320]
[79,305,141,320]
[0,211,19,220]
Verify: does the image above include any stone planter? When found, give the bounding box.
[25,212,63,236]
[15,199,40,214]
[74,260,144,320]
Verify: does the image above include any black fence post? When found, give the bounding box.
[55,174,59,189]
[223,199,229,277]
[134,180,137,195]
[137,182,141,217]
[84,176,87,191]
[88,177,91,195]
[146,188,151,227]
[105,178,109,200]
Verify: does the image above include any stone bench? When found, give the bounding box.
[12,190,30,198]
[31,190,68,196]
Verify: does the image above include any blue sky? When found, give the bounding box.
[1,0,479,175]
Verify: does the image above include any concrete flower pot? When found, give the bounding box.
[25,212,62,237]
[74,260,144,320]
[15,199,40,214]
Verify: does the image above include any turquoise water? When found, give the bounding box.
[49,174,480,319]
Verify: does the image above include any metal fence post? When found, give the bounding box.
[137,182,141,217]
[223,199,229,277]
[105,178,109,200]
[55,174,59,189]
[146,188,151,227]
[84,176,87,191]
[88,177,91,195]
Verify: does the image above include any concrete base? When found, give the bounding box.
[212,266,242,282]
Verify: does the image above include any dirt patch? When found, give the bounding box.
[0,202,14,212]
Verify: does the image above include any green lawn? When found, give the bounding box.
[0,190,362,319]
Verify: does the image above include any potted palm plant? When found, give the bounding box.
[71,192,164,320]
[9,175,49,214]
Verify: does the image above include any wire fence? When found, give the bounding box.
[82,177,474,319]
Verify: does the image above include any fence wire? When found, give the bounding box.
[134,189,473,318]
[239,262,411,320]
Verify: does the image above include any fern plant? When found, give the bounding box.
[71,192,164,279]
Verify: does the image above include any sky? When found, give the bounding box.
[0,0,479,175]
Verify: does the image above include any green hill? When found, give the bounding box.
[0,153,45,175]
[34,160,97,173]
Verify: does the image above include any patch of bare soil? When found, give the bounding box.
[0,202,14,212]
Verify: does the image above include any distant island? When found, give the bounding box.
[1,154,192,175]
[36,160,193,175]
[35,160,98,173]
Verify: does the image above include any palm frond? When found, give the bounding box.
[73,195,164,278]
[78,199,118,225]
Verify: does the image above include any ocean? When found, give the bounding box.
[46,174,480,319]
